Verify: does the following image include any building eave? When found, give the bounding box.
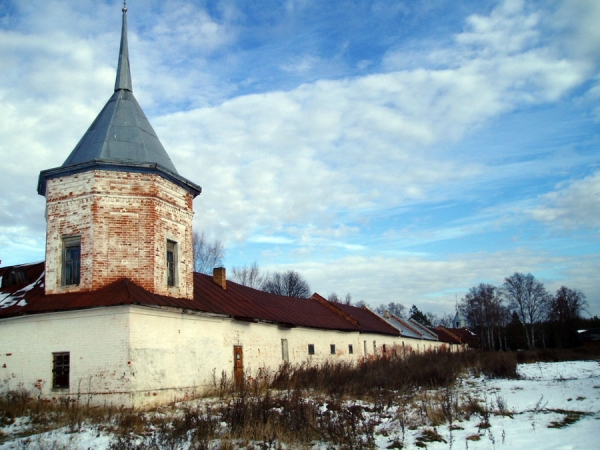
[37,159,202,197]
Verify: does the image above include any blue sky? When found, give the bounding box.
[1,0,599,319]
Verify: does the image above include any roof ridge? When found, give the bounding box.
[310,293,360,328]
[358,305,401,335]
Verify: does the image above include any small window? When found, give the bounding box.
[166,240,177,286]
[330,344,336,355]
[308,344,315,355]
[62,236,81,286]
[348,344,353,354]
[53,352,70,389]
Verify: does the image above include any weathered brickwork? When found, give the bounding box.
[44,170,195,299]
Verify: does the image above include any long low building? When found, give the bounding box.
[0,263,454,407]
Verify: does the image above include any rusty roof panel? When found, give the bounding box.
[0,263,360,333]
[433,326,463,344]
[335,304,400,336]
[191,273,359,331]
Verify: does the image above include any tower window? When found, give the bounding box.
[62,236,81,286]
[166,240,177,286]
[52,352,70,389]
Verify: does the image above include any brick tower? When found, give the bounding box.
[37,5,201,299]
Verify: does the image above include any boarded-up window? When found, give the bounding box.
[281,339,289,362]
[62,236,81,286]
[52,352,70,389]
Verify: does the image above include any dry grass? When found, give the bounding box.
[2,348,597,448]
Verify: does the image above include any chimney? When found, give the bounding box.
[213,267,226,290]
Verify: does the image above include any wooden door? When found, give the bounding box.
[233,346,244,387]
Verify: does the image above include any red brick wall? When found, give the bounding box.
[44,170,195,299]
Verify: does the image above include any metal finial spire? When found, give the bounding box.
[115,2,132,91]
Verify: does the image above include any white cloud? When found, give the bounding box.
[282,247,600,316]
[530,171,600,230]
[1,0,599,315]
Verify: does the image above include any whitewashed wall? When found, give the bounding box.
[0,305,452,408]
[0,307,133,406]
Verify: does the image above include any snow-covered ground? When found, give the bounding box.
[387,360,600,450]
[1,360,598,449]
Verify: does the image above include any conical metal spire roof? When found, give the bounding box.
[114,3,132,92]
[38,5,201,197]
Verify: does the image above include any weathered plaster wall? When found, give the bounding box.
[126,306,365,406]
[0,305,453,408]
[126,307,447,407]
[0,307,132,406]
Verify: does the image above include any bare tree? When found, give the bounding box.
[344,293,353,305]
[461,283,507,350]
[503,272,550,349]
[375,302,406,318]
[548,286,588,347]
[192,231,224,275]
[262,270,311,298]
[231,261,265,289]
[328,292,353,305]
[549,286,587,323]
[438,313,455,328]
[328,292,341,303]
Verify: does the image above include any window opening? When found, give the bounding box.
[52,352,70,389]
[167,240,177,286]
[348,344,353,354]
[63,236,81,286]
[308,344,315,355]
[330,344,336,355]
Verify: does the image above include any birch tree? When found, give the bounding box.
[502,272,550,349]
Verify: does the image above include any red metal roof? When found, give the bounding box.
[0,262,360,333]
[433,326,463,344]
[333,303,400,336]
